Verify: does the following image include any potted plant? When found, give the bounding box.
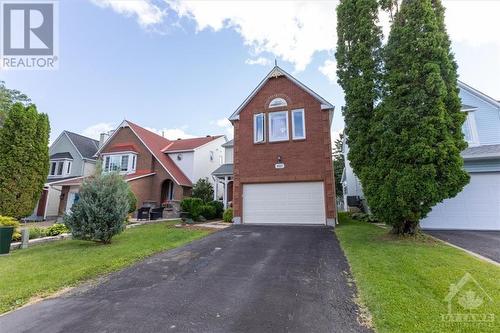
[0,216,19,255]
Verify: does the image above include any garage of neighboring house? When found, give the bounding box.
[421,172,500,230]
[242,182,326,225]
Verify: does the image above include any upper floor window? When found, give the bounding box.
[292,109,306,140]
[462,111,479,146]
[254,113,265,143]
[210,151,214,162]
[49,160,72,177]
[103,153,137,174]
[269,97,287,108]
[269,111,289,142]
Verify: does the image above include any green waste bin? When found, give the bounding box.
[0,226,14,254]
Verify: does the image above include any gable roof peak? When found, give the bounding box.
[229,65,334,121]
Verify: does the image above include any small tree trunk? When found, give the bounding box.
[392,220,419,235]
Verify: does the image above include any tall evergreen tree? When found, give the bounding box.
[335,0,382,187]
[0,103,50,218]
[364,0,469,234]
[332,132,345,198]
[0,81,31,125]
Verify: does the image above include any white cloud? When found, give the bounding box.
[90,1,500,90]
[145,127,195,140]
[91,0,165,27]
[82,122,115,140]
[212,118,234,139]
[319,59,337,83]
[165,0,338,71]
[245,57,272,66]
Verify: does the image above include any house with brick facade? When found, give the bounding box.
[213,66,337,225]
[53,120,226,218]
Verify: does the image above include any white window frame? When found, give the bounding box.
[254,113,266,143]
[291,108,306,140]
[49,159,73,178]
[102,153,137,174]
[268,111,289,142]
[269,97,287,108]
[463,111,480,146]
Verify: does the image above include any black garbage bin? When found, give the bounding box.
[0,226,14,255]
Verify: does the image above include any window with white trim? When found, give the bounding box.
[269,111,289,142]
[254,113,265,143]
[269,97,287,108]
[49,160,73,177]
[103,153,137,174]
[462,111,479,146]
[291,109,306,140]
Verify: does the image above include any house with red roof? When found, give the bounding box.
[53,120,226,218]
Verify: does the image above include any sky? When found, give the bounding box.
[2,0,500,144]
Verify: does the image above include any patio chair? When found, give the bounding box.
[137,207,151,220]
[150,207,165,220]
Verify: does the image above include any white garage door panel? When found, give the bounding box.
[243,182,326,225]
[421,173,500,230]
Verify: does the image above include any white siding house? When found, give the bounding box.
[342,81,500,230]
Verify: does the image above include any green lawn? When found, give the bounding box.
[0,222,211,314]
[336,214,500,333]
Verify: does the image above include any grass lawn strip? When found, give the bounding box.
[335,214,500,333]
[0,221,211,314]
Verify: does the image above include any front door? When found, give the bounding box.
[66,192,80,213]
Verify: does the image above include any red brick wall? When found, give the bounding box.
[233,75,336,220]
[101,127,153,171]
[100,126,185,209]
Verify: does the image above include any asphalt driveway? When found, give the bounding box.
[0,225,371,333]
[426,230,500,263]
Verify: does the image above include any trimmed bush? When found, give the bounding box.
[180,197,204,221]
[0,216,20,241]
[191,178,214,203]
[64,172,129,244]
[200,205,217,220]
[223,208,233,223]
[127,189,137,214]
[29,227,47,239]
[46,223,69,236]
[208,201,224,218]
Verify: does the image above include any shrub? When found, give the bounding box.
[0,215,20,241]
[208,201,224,218]
[29,227,47,239]
[180,197,204,221]
[223,208,233,223]
[200,205,217,220]
[127,189,137,214]
[351,212,378,223]
[191,178,214,203]
[46,223,69,236]
[64,172,129,244]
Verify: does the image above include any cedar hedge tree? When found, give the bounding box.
[336,0,468,234]
[0,103,50,219]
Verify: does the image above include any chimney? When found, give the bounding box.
[99,130,114,148]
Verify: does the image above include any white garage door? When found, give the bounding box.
[242,182,326,225]
[421,173,500,230]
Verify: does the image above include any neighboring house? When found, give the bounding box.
[213,65,337,225]
[54,120,226,217]
[31,131,99,220]
[342,81,500,230]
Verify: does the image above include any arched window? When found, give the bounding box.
[268,97,287,108]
